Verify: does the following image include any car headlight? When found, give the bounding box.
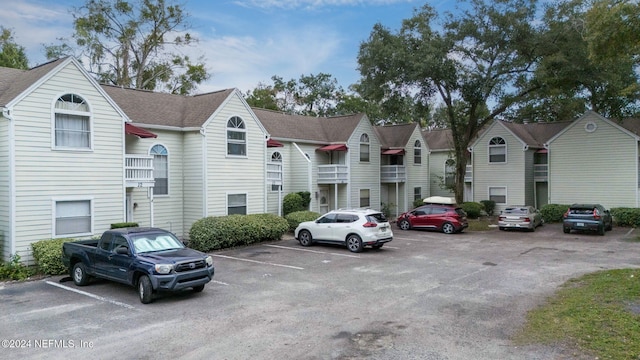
[205,256,213,267]
[155,264,174,274]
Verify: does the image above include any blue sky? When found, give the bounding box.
[1,0,456,94]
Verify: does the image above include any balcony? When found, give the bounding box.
[267,162,283,186]
[534,164,548,182]
[464,165,472,182]
[381,165,406,183]
[125,155,155,188]
[318,164,349,184]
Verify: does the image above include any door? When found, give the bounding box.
[319,188,329,214]
[314,212,337,240]
[126,192,133,223]
[106,235,134,283]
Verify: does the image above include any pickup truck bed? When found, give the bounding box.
[62,227,214,304]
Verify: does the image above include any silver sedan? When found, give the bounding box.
[498,206,543,231]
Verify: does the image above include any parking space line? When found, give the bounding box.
[46,281,136,309]
[212,254,304,270]
[211,280,229,286]
[264,244,361,258]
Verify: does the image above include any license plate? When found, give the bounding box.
[381,226,388,231]
[577,222,584,227]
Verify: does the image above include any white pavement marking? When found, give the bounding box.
[46,281,136,309]
[212,254,304,270]
[265,244,361,258]
[211,280,229,286]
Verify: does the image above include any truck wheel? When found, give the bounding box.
[138,275,153,304]
[72,263,91,286]
[192,285,205,293]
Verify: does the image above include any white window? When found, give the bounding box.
[360,133,370,162]
[227,116,246,156]
[445,159,456,187]
[54,94,91,149]
[489,187,507,204]
[414,187,422,201]
[414,140,422,164]
[228,193,247,215]
[55,200,92,236]
[270,152,283,192]
[150,144,168,195]
[489,137,506,163]
[360,189,370,207]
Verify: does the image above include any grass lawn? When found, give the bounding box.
[513,269,640,359]
[466,217,497,231]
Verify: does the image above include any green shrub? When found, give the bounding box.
[111,222,138,229]
[189,213,289,252]
[480,200,496,216]
[610,208,640,227]
[540,204,571,223]
[461,202,483,219]
[413,198,424,208]
[285,211,321,231]
[283,193,305,216]
[0,254,33,281]
[381,203,395,219]
[297,191,311,209]
[32,238,75,275]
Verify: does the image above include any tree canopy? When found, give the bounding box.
[0,27,29,70]
[45,0,209,94]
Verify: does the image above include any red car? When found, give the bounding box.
[396,204,468,234]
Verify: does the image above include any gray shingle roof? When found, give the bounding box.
[422,128,454,151]
[373,123,419,149]
[500,121,573,148]
[0,58,67,106]
[253,108,365,143]
[101,85,235,127]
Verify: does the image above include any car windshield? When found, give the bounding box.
[132,233,184,253]
[366,213,387,223]
[504,207,528,215]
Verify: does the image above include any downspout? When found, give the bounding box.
[467,147,474,203]
[543,143,550,205]
[200,127,208,217]
[3,107,16,259]
[292,142,312,207]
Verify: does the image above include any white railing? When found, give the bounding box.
[125,155,155,187]
[534,164,548,181]
[318,164,349,184]
[267,162,283,185]
[464,165,472,182]
[380,165,406,183]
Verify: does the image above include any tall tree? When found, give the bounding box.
[357,0,544,203]
[46,0,209,94]
[0,27,29,69]
[244,82,280,111]
[585,0,640,65]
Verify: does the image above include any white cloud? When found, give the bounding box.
[234,0,415,10]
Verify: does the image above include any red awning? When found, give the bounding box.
[382,149,405,155]
[267,138,284,147]
[536,149,548,154]
[317,144,348,152]
[125,123,157,138]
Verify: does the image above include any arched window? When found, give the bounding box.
[270,151,283,191]
[414,140,422,164]
[150,144,168,195]
[489,137,506,163]
[271,152,282,162]
[227,116,246,156]
[54,93,91,149]
[445,159,456,186]
[359,133,370,162]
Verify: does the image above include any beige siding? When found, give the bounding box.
[182,131,204,230]
[12,62,124,263]
[429,151,456,198]
[205,94,267,216]
[472,123,526,212]
[348,119,381,209]
[548,113,637,209]
[405,128,430,211]
[127,129,185,235]
[0,115,10,260]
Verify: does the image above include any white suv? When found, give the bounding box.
[294,209,393,253]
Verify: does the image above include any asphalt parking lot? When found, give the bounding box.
[1,223,639,360]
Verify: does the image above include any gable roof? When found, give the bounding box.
[422,128,454,151]
[101,85,235,128]
[374,123,420,149]
[546,111,640,145]
[500,121,572,148]
[0,58,69,107]
[253,108,365,143]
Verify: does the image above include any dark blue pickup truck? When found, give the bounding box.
[62,227,214,304]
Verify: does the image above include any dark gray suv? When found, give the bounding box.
[562,204,613,235]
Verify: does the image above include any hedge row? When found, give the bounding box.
[540,204,572,223]
[610,208,640,227]
[189,213,289,252]
[31,238,75,275]
[285,211,320,231]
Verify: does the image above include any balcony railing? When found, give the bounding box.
[125,155,155,187]
[464,165,472,182]
[267,162,283,186]
[534,164,548,182]
[318,164,349,184]
[381,165,406,183]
